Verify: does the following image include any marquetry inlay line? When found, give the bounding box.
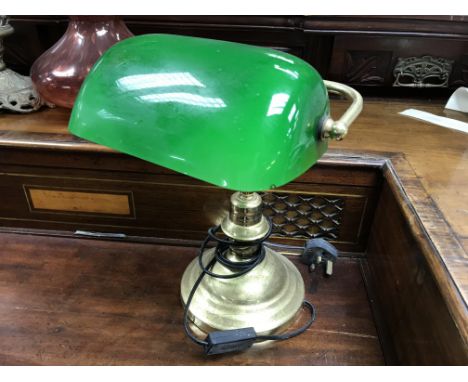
[2,172,372,194]
[0,216,203,234]
[2,171,222,189]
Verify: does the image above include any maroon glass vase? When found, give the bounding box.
[30,16,133,109]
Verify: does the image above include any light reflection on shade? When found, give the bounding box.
[274,64,299,79]
[266,52,294,64]
[117,72,205,91]
[97,109,124,121]
[266,159,276,171]
[170,155,186,162]
[139,92,226,108]
[288,104,297,122]
[267,93,290,116]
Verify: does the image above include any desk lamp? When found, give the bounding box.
[69,34,363,354]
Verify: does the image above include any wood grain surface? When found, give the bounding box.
[6,16,468,96]
[1,98,467,364]
[329,99,468,252]
[0,233,383,365]
[366,181,467,364]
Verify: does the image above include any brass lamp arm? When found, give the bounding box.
[320,80,363,141]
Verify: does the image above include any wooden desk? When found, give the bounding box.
[0,233,383,365]
[0,98,467,364]
[330,99,468,254]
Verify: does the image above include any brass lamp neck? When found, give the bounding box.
[229,192,263,227]
[220,192,271,258]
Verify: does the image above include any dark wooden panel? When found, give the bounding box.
[329,35,468,88]
[6,15,468,91]
[0,150,381,189]
[366,181,468,365]
[0,232,383,365]
[0,161,380,252]
[5,16,307,76]
[303,16,468,38]
[0,105,382,253]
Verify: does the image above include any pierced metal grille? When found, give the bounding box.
[260,192,345,240]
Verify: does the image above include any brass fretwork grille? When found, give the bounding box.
[261,192,345,240]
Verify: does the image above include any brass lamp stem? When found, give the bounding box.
[220,191,271,261]
[221,191,270,245]
[229,192,261,227]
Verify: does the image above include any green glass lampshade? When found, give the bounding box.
[69,34,330,191]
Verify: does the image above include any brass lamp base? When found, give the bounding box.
[180,245,305,336]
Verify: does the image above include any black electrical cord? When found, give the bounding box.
[183,224,317,352]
